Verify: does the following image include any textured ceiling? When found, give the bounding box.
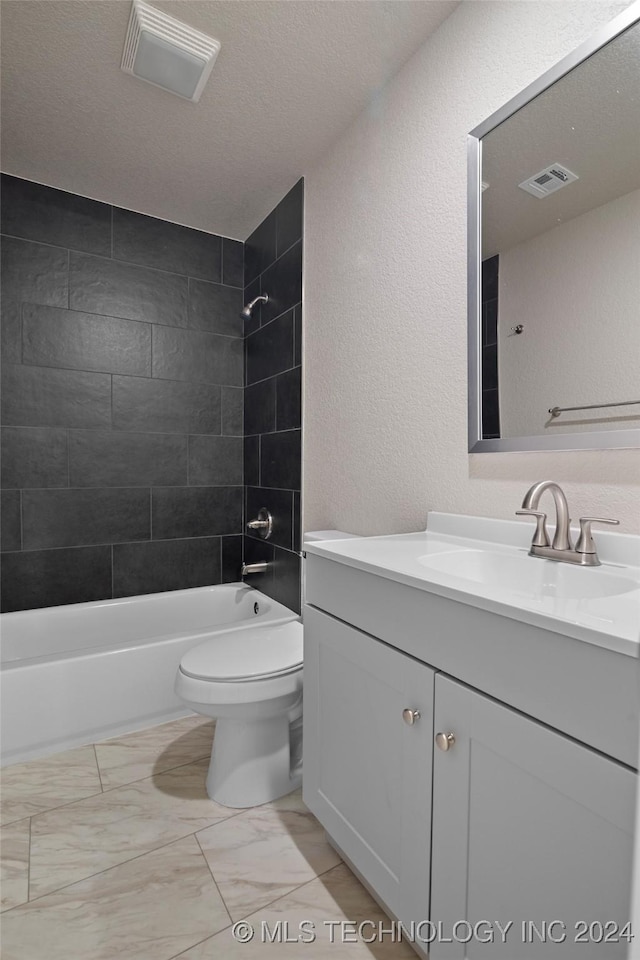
[1,0,457,238]
[482,18,640,256]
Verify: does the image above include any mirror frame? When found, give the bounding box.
[467,1,640,453]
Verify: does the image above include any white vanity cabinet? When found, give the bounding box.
[431,674,636,959]
[303,546,638,958]
[303,605,435,928]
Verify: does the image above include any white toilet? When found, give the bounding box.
[175,530,355,809]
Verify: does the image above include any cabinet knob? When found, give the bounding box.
[402,708,421,726]
[435,731,456,751]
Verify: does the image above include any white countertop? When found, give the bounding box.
[304,513,640,658]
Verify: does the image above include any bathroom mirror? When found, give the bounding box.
[468,3,640,453]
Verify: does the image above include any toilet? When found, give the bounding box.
[174,530,355,808]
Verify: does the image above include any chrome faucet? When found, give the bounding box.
[516,480,619,566]
[241,562,268,576]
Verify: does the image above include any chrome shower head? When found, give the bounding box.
[240,294,269,319]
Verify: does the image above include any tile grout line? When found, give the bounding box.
[258,433,262,487]
[96,754,213,796]
[92,743,105,793]
[7,319,244,379]
[165,862,346,960]
[246,363,301,391]
[194,832,234,924]
[2,301,244,336]
[1,789,104,830]
[2,360,244,393]
[0,482,245,492]
[0,472,247,492]
[1,744,212,828]
[26,816,32,903]
[9,777,248,908]
[0,232,242,290]
[244,237,302,291]
[245,301,302,340]
[234,861,346,925]
[7,829,236,914]
[3,530,247,558]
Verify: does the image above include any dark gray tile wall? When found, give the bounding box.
[481,255,500,440]
[0,174,244,611]
[243,179,303,614]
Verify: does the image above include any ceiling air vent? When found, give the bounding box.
[121,0,220,102]
[518,163,579,199]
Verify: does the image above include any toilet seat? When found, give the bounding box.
[175,619,303,710]
[173,612,307,807]
[179,621,303,683]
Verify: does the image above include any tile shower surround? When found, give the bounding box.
[0,175,245,611]
[1,175,303,614]
[243,179,303,614]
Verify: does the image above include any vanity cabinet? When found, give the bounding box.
[431,674,636,959]
[303,584,637,958]
[303,605,435,928]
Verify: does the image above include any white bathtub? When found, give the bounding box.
[0,583,297,766]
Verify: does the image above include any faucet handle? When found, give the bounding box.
[576,517,620,555]
[515,509,550,547]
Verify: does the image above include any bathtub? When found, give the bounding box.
[0,583,297,766]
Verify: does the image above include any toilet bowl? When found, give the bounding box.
[175,620,304,808]
[175,532,356,809]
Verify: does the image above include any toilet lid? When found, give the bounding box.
[180,621,303,682]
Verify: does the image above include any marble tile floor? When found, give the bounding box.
[0,715,416,959]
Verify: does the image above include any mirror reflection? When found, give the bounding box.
[479,20,640,441]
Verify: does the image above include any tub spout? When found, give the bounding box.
[241,562,268,575]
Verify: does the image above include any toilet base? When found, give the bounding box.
[207,714,302,808]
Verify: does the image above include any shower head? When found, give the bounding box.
[241,294,269,319]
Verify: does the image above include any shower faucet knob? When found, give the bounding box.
[246,508,273,540]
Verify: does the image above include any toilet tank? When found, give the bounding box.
[303,530,358,543]
[302,531,358,603]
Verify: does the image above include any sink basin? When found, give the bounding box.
[418,549,639,600]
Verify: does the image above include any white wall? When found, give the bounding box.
[303,1,640,536]
[499,188,640,437]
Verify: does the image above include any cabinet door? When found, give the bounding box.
[431,674,637,959]
[303,604,434,926]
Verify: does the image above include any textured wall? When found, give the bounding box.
[499,188,640,437]
[243,180,303,614]
[303,1,640,536]
[1,175,244,611]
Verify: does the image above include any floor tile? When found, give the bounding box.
[0,818,30,911]
[0,745,102,825]
[195,789,341,921]
[1,835,231,960]
[176,863,416,958]
[95,716,215,789]
[28,758,236,898]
